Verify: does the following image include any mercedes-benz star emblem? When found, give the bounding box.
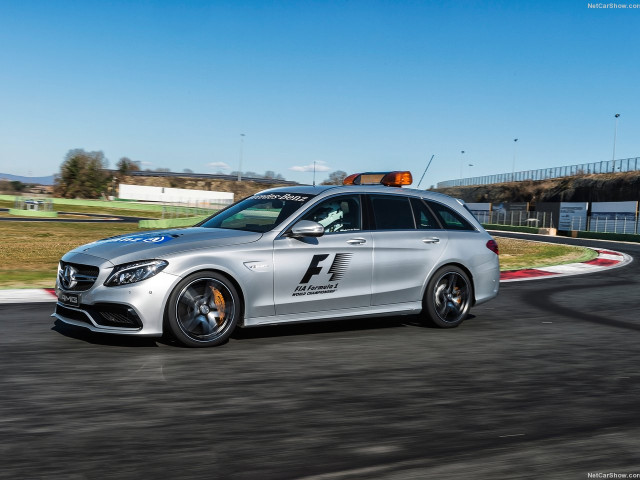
[61,265,78,290]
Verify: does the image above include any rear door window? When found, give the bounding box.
[369,195,415,230]
[427,201,475,231]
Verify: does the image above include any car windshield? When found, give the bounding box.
[199,192,316,233]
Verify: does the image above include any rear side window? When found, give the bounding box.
[427,201,475,231]
[370,195,415,230]
[410,198,440,229]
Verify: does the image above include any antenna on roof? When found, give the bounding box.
[416,154,435,189]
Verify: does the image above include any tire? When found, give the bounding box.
[422,266,472,328]
[166,271,241,347]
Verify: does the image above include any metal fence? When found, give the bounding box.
[14,197,54,212]
[438,157,640,188]
[472,211,555,229]
[582,216,637,234]
[472,210,639,235]
[160,200,231,219]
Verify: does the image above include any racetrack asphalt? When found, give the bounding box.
[1,234,639,479]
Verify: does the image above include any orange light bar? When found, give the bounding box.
[343,171,413,187]
[343,173,360,185]
[381,171,413,187]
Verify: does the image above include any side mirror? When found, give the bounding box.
[289,220,325,238]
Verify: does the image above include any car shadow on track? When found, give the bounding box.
[50,314,473,348]
[51,320,162,347]
[230,314,474,341]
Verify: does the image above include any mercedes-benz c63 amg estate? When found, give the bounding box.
[53,171,500,347]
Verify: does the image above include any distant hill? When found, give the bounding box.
[0,173,55,185]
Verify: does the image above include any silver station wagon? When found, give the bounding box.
[53,171,500,347]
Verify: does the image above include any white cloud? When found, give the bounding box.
[289,161,330,172]
[140,161,153,166]
[208,162,231,170]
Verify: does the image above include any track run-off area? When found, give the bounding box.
[1,233,639,479]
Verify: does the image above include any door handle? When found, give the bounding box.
[422,237,440,244]
[347,238,367,245]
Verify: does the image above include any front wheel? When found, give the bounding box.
[422,266,472,328]
[166,271,241,347]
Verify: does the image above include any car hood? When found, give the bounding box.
[65,227,263,265]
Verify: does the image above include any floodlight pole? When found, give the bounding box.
[237,133,245,181]
[313,161,316,186]
[512,138,518,181]
[612,114,620,172]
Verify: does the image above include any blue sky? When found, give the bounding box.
[0,0,638,186]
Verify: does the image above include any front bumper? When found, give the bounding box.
[52,270,179,337]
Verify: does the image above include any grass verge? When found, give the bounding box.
[0,199,162,219]
[0,222,144,288]
[496,237,597,271]
[0,221,599,288]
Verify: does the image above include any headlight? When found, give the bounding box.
[104,260,168,287]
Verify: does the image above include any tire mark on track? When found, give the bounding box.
[519,280,640,332]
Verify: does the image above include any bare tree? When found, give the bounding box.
[116,157,141,176]
[321,170,347,185]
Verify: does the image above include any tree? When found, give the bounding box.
[183,168,193,174]
[321,170,347,185]
[9,181,26,192]
[54,149,109,199]
[116,157,140,176]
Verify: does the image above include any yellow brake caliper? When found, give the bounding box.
[453,286,462,305]
[210,287,226,325]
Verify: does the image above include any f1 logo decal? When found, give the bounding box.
[300,253,352,284]
[300,254,329,284]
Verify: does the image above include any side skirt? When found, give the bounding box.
[242,302,422,328]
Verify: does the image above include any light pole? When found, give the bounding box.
[466,164,474,185]
[237,133,245,181]
[612,114,620,172]
[312,161,316,186]
[512,138,518,181]
[459,151,465,181]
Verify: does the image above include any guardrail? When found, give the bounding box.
[438,157,640,188]
[473,211,555,229]
[472,210,639,235]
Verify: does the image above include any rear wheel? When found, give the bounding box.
[422,266,472,328]
[166,271,241,347]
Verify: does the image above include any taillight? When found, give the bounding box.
[486,239,499,255]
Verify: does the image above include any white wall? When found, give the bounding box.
[119,184,234,205]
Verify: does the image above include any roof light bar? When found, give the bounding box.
[343,171,413,187]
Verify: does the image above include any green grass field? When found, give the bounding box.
[0,199,162,219]
[497,237,597,270]
[0,222,145,288]
[0,220,597,289]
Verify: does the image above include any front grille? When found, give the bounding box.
[59,261,99,292]
[55,304,92,325]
